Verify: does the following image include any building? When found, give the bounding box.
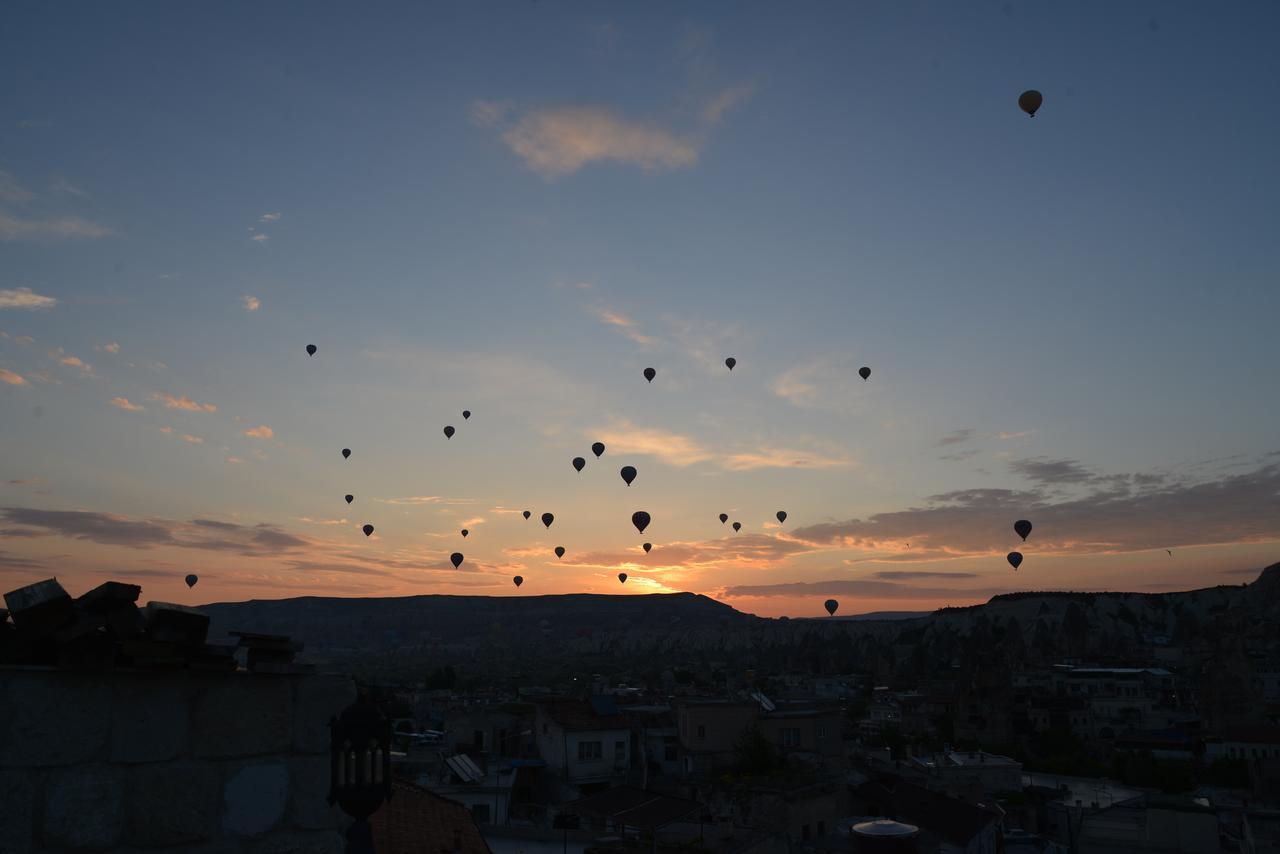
[907,751,1023,796]
[533,697,631,791]
[676,700,760,775]
[372,777,492,854]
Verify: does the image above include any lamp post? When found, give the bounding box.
[329,690,394,854]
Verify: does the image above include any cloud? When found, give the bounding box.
[180,434,204,444]
[158,426,173,434]
[938,429,975,447]
[50,349,92,374]
[243,425,274,439]
[722,577,1011,601]
[939,448,981,463]
[0,172,35,204]
[109,396,144,412]
[0,287,57,310]
[258,212,281,223]
[242,295,261,311]
[997,431,1034,440]
[469,100,512,127]
[226,457,245,464]
[702,84,754,123]
[590,307,656,346]
[549,532,814,573]
[0,368,28,386]
[720,445,852,471]
[97,342,120,354]
[0,507,309,556]
[378,496,479,506]
[873,571,981,580]
[791,460,1280,557]
[0,212,111,241]
[251,233,269,243]
[592,421,715,467]
[151,392,216,412]
[1009,457,1095,486]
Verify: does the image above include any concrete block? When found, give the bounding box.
[126,761,220,846]
[0,768,35,854]
[288,755,346,830]
[222,762,288,837]
[243,829,344,854]
[292,674,356,754]
[0,672,110,766]
[192,675,293,758]
[41,764,125,848]
[110,675,191,763]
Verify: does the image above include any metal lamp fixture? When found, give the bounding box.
[328,690,393,853]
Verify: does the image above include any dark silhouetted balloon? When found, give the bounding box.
[591,442,605,458]
[572,457,586,473]
[1014,519,1032,541]
[643,367,656,383]
[824,598,839,616]
[632,511,650,534]
[554,546,565,559]
[523,510,531,520]
[342,448,351,459]
[642,542,652,553]
[462,410,471,420]
[732,521,742,532]
[859,366,871,381]
[306,345,317,356]
[513,575,523,587]
[362,524,374,537]
[541,512,554,528]
[443,425,455,439]
[185,574,198,588]
[460,529,469,538]
[1018,89,1043,117]
[618,573,628,584]
[1007,551,1023,570]
[719,513,728,524]
[725,357,736,371]
[776,510,787,524]
[620,466,637,486]
[345,495,354,504]
[451,552,464,569]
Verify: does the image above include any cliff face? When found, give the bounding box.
[199,565,1280,688]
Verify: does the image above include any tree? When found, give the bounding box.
[733,726,782,774]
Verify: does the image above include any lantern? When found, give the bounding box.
[328,690,393,853]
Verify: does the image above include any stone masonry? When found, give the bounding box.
[0,668,356,854]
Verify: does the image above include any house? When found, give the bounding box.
[676,700,759,775]
[1075,794,1221,853]
[1203,726,1280,762]
[373,777,492,854]
[907,751,1023,797]
[757,709,843,758]
[533,696,631,790]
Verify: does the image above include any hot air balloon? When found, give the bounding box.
[523,510,532,520]
[719,513,728,524]
[542,512,554,528]
[824,599,839,616]
[345,495,354,504]
[462,410,471,420]
[618,573,628,584]
[306,345,317,357]
[342,448,351,459]
[591,442,606,458]
[1018,89,1043,117]
[513,575,523,587]
[732,521,742,532]
[632,511,650,534]
[460,529,469,538]
[776,510,787,524]
[451,552,464,569]
[572,457,586,473]
[859,366,871,381]
[725,357,736,371]
[1014,520,1033,541]
[185,574,198,588]
[362,524,374,537]
[443,425,455,439]
[643,367,656,383]
[642,543,652,553]
[620,466,637,486]
[1007,551,1023,570]
[554,546,565,559]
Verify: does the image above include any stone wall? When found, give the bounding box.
[0,667,356,854]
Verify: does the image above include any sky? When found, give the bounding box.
[2,1,1278,617]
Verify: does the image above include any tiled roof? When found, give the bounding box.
[535,697,629,732]
[566,785,701,828]
[372,778,492,854]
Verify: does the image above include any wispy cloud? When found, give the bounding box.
[0,287,57,310]
[377,496,479,506]
[702,84,754,123]
[589,306,656,346]
[49,348,93,375]
[0,507,308,556]
[96,342,120,354]
[0,172,35,204]
[721,445,852,471]
[258,212,281,223]
[179,434,204,444]
[243,425,273,439]
[242,295,261,311]
[1010,457,1095,486]
[0,212,111,241]
[593,420,715,467]
[109,396,144,412]
[938,429,975,447]
[250,233,269,243]
[151,392,217,413]
[0,368,28,386]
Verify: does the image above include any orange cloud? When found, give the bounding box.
[0,368,28,386]
[109,396,144,411]
[243,425,273,439]
[151,392,216,412]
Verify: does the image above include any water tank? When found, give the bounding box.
[852,819,919,854]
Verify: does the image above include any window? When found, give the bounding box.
[816,725,827,740]
[780,728,800,747]
[817,821,826,837]
[664,738,678,761]
[578,740,602,761]
[801,824,811,841]
[697,724,706,741]
[615,740,626,761]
